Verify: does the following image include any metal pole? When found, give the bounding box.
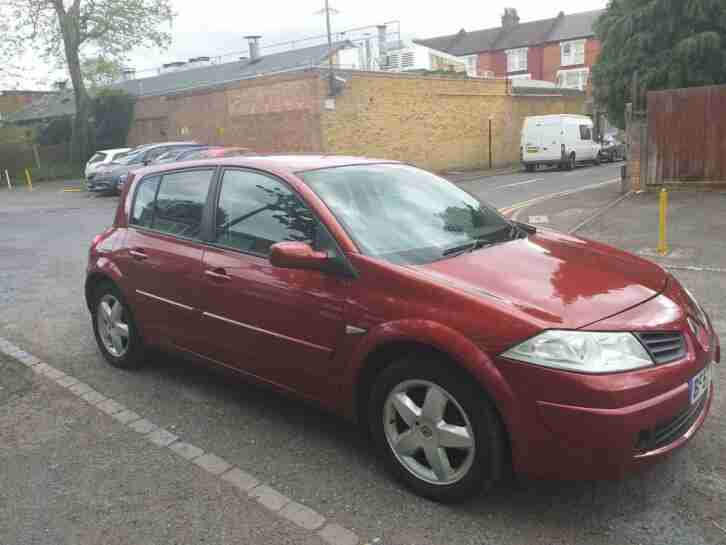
[488,119,493,169]
[325,0,335,95]
[657,188,668,255]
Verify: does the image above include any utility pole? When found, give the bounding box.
[316,0,338,96]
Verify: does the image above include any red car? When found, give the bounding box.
[86,155,718,502]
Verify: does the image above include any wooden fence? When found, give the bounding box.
[0,142,70,177]
[646,85,726,185]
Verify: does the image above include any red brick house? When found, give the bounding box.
[415,8,603,92]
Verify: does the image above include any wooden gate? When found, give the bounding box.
[647,85,726,184]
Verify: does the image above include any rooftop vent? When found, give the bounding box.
[244,35,262,62]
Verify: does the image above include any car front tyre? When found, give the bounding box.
[368,356,505,503]
[92,281,145,369]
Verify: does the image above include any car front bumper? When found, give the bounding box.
[497,328,718,480]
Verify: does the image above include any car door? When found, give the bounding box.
[121,168,216,351]
[196,167,348,397]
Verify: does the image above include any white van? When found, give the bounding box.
[520,115,601,172]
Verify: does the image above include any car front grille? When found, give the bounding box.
[635,395,707,453]
[635,331,686,364]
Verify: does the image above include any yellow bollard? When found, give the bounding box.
[657,188,668,255]
[24,168,34,191]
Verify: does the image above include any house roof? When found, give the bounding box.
[415,9,604,55]
[6,41,350,123]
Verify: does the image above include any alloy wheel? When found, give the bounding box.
[383,379,476,486]
[97,293,130,358]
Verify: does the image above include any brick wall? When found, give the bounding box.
[321,71,585,171]
[477,52,507,77]
[542,43,561,84]
[527,47,544,80]
[127,71,325,153]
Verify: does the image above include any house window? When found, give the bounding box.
[557,68,589,90]
[506,48,528,73]
[561,39,585,66]
[463,55,478,77]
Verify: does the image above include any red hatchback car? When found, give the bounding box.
[86,155,718,502]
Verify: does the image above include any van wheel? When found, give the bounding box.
[594,154,602,166]
[566,153,576,171]
[368,356,505,503]
[92,281,146,369]
[525,164,535,173]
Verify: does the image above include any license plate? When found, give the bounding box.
[689,365,711,405]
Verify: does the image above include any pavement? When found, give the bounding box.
[1,170,725,545]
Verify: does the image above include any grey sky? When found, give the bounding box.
[6,0,607,89]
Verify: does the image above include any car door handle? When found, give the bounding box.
[204,268,231,281]
[129,248,147,260]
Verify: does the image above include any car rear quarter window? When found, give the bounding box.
[130,176,160,228]
[215,169,316,255]
[89,152,106,164]
[152,169,214,239]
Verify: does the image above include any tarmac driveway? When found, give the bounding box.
[0,180,724,545]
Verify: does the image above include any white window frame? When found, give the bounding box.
[506,47,528,73]
[560,39,585,67]
[463,55,478,77]
[508,73,532,81]
[556,67,590,90]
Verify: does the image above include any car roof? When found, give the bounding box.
[135,154,400,178]
[97,147,131,154]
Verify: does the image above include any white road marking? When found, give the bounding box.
[495,178,542,189]
[528,215,549,224]
[0,336,364,545]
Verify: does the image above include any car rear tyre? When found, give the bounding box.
[92,282,145,369]
[368,356,505,503]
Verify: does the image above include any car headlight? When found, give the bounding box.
[501,330,653,373]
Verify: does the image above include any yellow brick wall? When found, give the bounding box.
[321,72,585,171]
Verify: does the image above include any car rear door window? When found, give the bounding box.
[215,169,316,255]
[130,176,160,228]
[153,169,214,239]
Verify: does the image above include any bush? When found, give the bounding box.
[37,117,73,146]
[93,89,134,151]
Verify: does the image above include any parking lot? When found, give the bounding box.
[1,177,724,545]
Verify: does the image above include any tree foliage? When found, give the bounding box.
[592,0,726,128]
[1,0,174,161]
[92,88,135,150]
[82,56,124,90]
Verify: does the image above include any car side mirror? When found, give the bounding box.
[269,241,330,272]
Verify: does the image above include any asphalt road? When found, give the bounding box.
[0,164,711,545]
[458,162,623,210]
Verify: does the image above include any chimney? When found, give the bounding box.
[377,24,388,68]
[245,35,262,62]
[501,8,520,29]
[53,80,68,91]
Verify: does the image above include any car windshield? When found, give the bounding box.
[301,164,518,265]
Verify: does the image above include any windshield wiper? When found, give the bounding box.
[442,238,494,256]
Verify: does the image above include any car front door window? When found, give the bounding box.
[215,169,316,255]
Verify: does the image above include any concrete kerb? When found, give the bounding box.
[0,337,362,545]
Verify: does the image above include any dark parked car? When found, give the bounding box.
[599,135,627,162]
[86,142,203,194]
[86,155,718,502]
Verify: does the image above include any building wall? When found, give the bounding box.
[0,91,54,118]
[127,71,325,153]
[526,47,544,80]
[477,52,506,77]
[321,71,585,171]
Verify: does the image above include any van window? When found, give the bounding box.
[579,125,592,141]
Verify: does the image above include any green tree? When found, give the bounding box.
[82,56,125,90]
[92,88,135,150]
[593,0,726,128]
[0,0,174,162]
